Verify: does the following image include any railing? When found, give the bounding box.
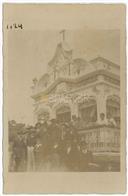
[78,125,120,153]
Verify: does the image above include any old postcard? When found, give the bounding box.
[3,4,126,193]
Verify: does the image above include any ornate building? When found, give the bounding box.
[31,31,120,153]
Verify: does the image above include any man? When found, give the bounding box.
[13,131,27,171]
[64,122,73,142]
[41,118,62,171]
[49,119,61,149]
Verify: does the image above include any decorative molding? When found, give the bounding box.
[32,70,120,100]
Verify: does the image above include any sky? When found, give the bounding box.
[4,4,123,125]
[7,29,120,125]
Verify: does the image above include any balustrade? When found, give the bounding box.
[79,125,120,153]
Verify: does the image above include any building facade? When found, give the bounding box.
[31,32,120,153]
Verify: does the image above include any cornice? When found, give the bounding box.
[31,70,120,100]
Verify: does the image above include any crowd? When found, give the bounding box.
[9,115,93,172]
[9,112,118,172]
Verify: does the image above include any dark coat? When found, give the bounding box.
[26,135,36,147]
[49,123,61,145]
[13,137,27,159]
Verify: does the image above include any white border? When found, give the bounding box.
[0,0,127,3]
[0,0,3,195]
[0,1,127,196]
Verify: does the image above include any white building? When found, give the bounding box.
[31,32,120,153]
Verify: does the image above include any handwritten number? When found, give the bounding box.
[6,23,23,30]
[18,24,23,29]
[13,23,18,28]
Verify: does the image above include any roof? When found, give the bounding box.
[90,56,120,69]
[48,42,72,67]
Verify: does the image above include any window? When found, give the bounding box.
[79,100,97,123]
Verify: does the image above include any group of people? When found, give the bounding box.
[9,116,93,172]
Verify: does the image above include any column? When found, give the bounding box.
[96,92,107,124]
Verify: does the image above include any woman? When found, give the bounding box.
[26,128,36,171]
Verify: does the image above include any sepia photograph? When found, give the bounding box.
[8,29,121,172]
[3,4,126,193]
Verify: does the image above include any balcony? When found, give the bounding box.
[78,124,120,153]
